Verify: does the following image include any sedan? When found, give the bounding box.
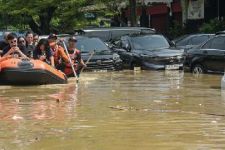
[185,34,225,74]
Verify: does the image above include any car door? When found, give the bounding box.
[118,37,133,67]
[190,35,210,46]
[201,36,225,72]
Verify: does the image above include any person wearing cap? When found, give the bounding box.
[48,34,69,68]
[64,36,86,77]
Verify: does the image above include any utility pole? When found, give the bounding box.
[217,0,220,20]
[129,0,137,26]
[181,0,188,26]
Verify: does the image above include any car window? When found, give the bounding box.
[190,35,210,45]
[76,38,110,52]
[131,35,170,50]
[176,36,191,46]
[202,36,225,50]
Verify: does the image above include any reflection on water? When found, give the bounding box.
[0,71,225,150]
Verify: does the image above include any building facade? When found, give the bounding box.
[122,0,225,33]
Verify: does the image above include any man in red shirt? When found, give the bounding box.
[48,34,69,67]
[64,36,86,77]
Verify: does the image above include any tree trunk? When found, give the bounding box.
[129,0,137,26]
[27,6,56,35]
[27,15,42,34]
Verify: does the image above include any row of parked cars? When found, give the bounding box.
[44,27,225,74]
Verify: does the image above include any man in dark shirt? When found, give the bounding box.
[25,31,35,57]
[2,33,28,57]
[0,32,10,53]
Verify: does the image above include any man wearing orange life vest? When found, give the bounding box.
[48,34,69,67]
[64,36,86,77]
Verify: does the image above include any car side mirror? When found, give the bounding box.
[171,41,176,47]
[124,43,131,52]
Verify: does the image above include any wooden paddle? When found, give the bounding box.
[62,41,79,83]
[80,50,95,73]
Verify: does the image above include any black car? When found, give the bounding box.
[185,34,225,74]
[174,34,214,51]
[75,36,123,71]
[113,34,184,70]
[75,27,156,42]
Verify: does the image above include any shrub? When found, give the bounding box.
[199,18,225,33]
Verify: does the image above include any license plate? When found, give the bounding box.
[165,64,180,70]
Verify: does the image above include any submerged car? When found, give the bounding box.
[174,34,214,51]
[185,34,225,74]
[75,36,122,71]
[113,34,184,70]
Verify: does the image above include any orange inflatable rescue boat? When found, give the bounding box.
[0,56,67,85]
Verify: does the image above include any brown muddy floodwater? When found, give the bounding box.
[0,70,225,150]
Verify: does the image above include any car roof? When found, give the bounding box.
[125,33,162,37]
[81,27,156,32]
[174,33,214,42]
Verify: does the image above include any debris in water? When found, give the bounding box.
[109,106,139,111]
[15,99,20,103]
[56,99,60,103]
[154,100,162,103]
[12,115,23,120]
[211,121,217,124]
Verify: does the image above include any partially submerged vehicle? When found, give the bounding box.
[62,36,123,72]
[185,33,225,74]
[113,33,184,70]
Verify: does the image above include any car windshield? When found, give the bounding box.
[77,38,110,52]
[131,35,170,50]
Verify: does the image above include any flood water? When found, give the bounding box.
[1,71,225,150]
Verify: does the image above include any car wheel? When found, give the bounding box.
[191,64,205,74]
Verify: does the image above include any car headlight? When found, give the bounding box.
[113,53,120,60]
[177,55,183,59]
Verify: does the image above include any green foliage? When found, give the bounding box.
[0,0,90,34]
[168,21,186,39]
[0,0,123,34]
[199,18,225,33]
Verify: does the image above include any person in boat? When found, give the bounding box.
[2,33,28,58]
[0,32,10,54]
[25,31,35,58]
[18,36,26,47]
[48,34,69,68]
[33,33,39,46]
[33,39,55,67]
[64,36,86,77]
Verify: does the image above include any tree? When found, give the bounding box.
[129,0,137,26]
[0,0,86,34]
